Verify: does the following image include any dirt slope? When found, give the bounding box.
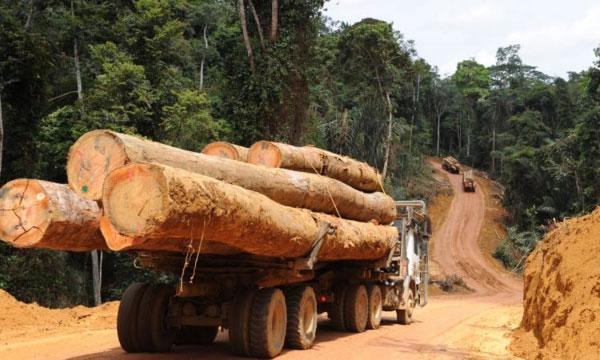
[512,207,600,359]
[0,159,523,359]
[0,289,117,345]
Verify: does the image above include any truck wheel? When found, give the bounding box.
[176,326,219,345]
[344,284,368,333]
[366,285,382,330]
[137,284,175,352]
[329,286,346,331]
[397,290,415,325]
[117,282,149,353]
[285,286,317,349]
[229,288,256,356]
[249,288,287,358]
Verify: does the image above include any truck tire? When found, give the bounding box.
[117,282,149,353]
[344,284,368,333]
[285,286,317,349]
[137,284,175,352]
[397,290,415,325]
[229,288,256,356]
[176,326,219,345]
[249,288,287,358]
[329,286,346,331]
[366,285,382,330]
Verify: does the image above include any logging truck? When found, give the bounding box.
[463,170,476,192]
[116,200,430,358]
[0,130,430,359]
[442,156,460,174]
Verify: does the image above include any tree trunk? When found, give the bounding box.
[24,0,34,31]
[67,131,396,222]
[491,124,496,173]
[103,163,398,261]
[436,112,441,157]
[0,179,105,251]
[409,74,421,155]
[72,0,83,100]
[202,141,248,161]
[248,0,265,51]
[199,24,207,90]
[270,0,278,42]
[467,130,471,158]
[248,140,384,192]
[91,250,102,305]
[238,0,255,72]
[74,39,83,100]
[381,91,394,180]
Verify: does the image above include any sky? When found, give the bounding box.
[324,0,600,78]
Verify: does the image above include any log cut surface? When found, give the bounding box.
[0,179,105,251]
[247,141,383,192]
[68,130,395,223]
[202,141,248,161]
[103,164,398,260]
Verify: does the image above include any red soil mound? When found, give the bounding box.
[0,289,117,344]
[512,207,600,359]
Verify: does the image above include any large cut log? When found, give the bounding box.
[247,141,383,192]
[202,141,248,161]
[102,163,398,260]
[0,179,105,251]
[67,130,396,223]
[99,215,240,255]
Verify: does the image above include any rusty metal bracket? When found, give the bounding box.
[294,222,334,270]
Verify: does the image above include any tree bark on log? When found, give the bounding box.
[247,141,383,192]
[0,179,105,251]
[103,164,398,261]
[201,141,248,161]
[99,214,240,255]
[67,130,396,223]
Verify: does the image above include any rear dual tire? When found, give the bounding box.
[118,283,175,353]
[285,286,317,350]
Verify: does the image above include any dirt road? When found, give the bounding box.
[0,162,523,359]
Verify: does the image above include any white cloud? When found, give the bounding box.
[325,0,600,77]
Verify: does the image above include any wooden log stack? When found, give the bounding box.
[0,130,398,262]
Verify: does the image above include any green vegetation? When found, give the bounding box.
[0,1,598,305]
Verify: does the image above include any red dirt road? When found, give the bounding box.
[0,163,523,359]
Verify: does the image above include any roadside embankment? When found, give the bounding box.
[512,207,600,359]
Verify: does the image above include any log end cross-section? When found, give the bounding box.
[202,142,248,162]
[0,179,104,251]
[103,164,167,236]
[0,179,50,247]
[67,130,129,200]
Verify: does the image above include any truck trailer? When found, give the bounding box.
[463,170,476,192]
[116,201,430,358]
[442,156,461,174]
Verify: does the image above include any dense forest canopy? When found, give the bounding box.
[0,0,598,306]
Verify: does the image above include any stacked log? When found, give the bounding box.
[1,130,398,261]
[99,215,240,255]
[202,141,248,161]
[66,130,395,223]
[102,163,397,260]
[247,141,383,192]
[0,179,105,251]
